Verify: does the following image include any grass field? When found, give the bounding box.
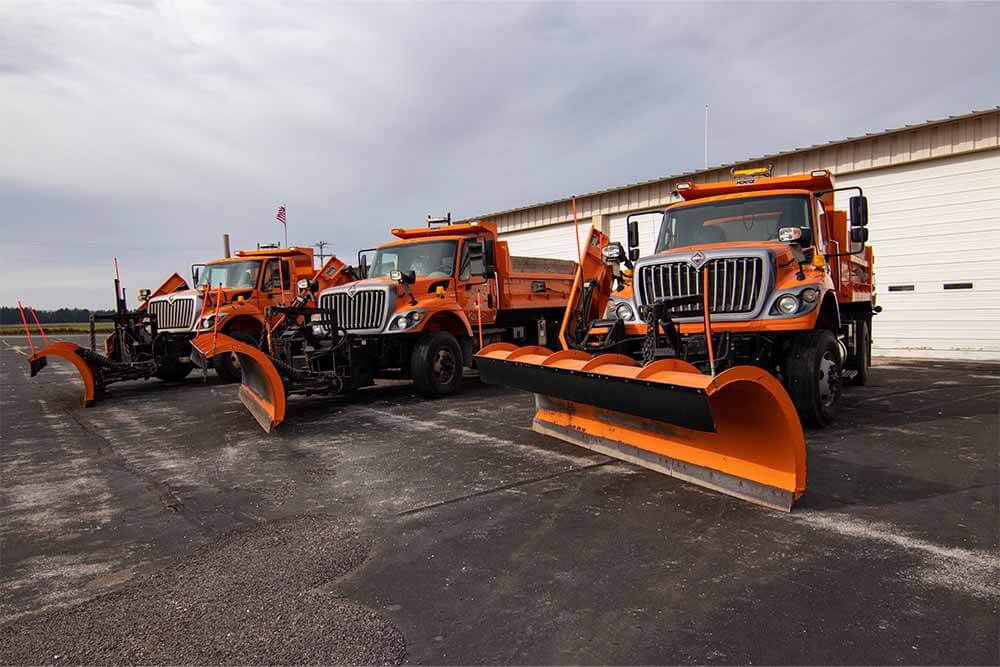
[0,322,114,335]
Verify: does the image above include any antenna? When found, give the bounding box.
[704,104,709,169]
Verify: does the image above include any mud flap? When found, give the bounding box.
[476,343,806,511]
[27,342,98,407]
[190,333,287,432]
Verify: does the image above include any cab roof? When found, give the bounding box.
[228,246,313,260]
[390,220,496,241]
[676,171,834,202]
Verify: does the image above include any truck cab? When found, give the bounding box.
[598,169,875,426]
[313,218,575,395]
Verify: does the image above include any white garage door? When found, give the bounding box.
[838,149,1000,360]
[501,223,590,262]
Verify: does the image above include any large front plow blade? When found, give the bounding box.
[477,344,806,511]
[28,342,98,407]
[191,333,287,432]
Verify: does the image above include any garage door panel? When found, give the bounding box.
[875,261,1000,282]
[874,216,998,241]
[872,232,1000,256]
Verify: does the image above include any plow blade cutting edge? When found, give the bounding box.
[190,333,287,432]
[28,342,98,407]
[476,343,806,511]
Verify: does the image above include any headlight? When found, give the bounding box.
[615,302,636,321]
[776,294,799,315]
[800,287,819,303]
[389,311,424,331]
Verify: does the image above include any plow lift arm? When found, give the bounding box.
[475,227,807,511]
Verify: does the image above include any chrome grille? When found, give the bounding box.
[147,297,196,331]
[320,290,387,331]
[638,257,763,315]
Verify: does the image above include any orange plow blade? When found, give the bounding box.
[28,342,99,407]
[476,343,806,511]
[191,333,287,432]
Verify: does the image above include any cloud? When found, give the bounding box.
[2,1,998,308]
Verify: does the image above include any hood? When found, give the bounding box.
[148,288,200,302]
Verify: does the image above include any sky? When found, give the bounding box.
[2,1,998,309]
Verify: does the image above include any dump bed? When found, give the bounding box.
[499,248,576,311]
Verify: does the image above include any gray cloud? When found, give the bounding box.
[2,1,998,308]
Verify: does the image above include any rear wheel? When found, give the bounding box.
[846,320,871,386]
[783,329,842,428]
[213,330,259,383]
[411,332,463,397]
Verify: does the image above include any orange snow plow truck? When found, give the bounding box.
[191,217,576,431]
[476,169,876,511]
[26,247,356,406]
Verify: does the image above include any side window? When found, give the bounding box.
[261,260,291,290]
[280,260,291,289]
[261,260,277,290]
[814,200,827,247]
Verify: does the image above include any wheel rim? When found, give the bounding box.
[230,352,241,371]
[432,348,457,386]
[818,351,841,408]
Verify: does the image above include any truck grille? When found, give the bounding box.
[147,297,197,331]
[638,257,764,315]
[320,289,387,331]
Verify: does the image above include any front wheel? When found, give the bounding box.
[782,329,843,428]
[410,332,464,397]
[213,330,260,383]
[155,361,193,382]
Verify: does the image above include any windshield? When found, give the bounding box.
[370,241,458,278]
[197,260,261,289]
[655,195,812,252]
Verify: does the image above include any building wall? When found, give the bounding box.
[486,110,1000,359]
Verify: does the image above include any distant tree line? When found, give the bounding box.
[0,306,114,325]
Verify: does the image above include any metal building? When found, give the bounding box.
[470,108,1000,360]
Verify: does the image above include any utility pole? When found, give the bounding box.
[314,241,329,268]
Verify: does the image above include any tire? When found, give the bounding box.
[213,330,259,383]
[410,332,464,397]
[155,361,193,382]
[847,320,870,386]
[782,329,843,428]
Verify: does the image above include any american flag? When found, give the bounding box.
[276,206,286,225]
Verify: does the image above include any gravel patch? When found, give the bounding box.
[0,516,405,665]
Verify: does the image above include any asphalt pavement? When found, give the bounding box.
[1,335,997,665]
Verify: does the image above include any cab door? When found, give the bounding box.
[456,238,497,328]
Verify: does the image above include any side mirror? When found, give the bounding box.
[357,249,375,279]
[850,227,869,244]
[849,195,869,227]
[626,218,641,261]
[137,288,151,302]
[483,239,497,277]
[191,264,204,285]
